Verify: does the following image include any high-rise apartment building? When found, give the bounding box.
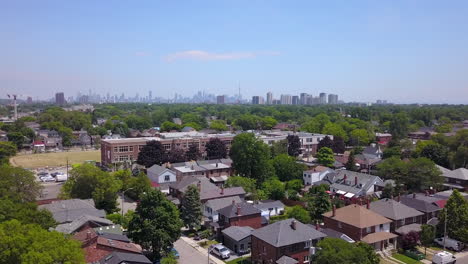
[55,92,65,105]
[292,96,299,105]
[328,94,338,104]
[266,92,273,105]
[217,95,225,104]
[319,93,327,104]
[252,96,265,105]
[300,93,309,105]
[280,94,292,105]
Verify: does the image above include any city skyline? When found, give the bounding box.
[2,1,468,104]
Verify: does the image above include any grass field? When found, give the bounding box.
[392,253,422,264]
[10,150,101,169]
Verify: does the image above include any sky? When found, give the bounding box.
[1,0,468,104]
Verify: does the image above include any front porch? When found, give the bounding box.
[362,232,399,251]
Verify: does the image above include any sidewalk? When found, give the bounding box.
[180,236,226,264]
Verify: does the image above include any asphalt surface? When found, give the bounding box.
[174,238,213,264]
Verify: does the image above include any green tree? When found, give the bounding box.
[230,133,273,185]
[125,173,152,201]
[286,206,311,224]
[152,109,169,126]
[314,238,379,264]
[0,198,56,229]
[137,140,167,167]
[389,113,410,140]
[317,147,335,167]
[0,165,41,202]
[350,129,370,146]
[345,151,358,171]
[271,154,306,181]
[185,144,201,161]
[405,157,443,192]
[308,189,332,221]
[317,136,334,152]
[420,143,449,167]
[161,121,180,132]
[260,116,278,130]
[322,123,348,141]
[261,178,285,200]
[180,185,202,230]
[225,176,257,195]
[270,139,288,158]
[0,220,84,264]
[0,141,17,164]
[106,210,135,229]
[205,138,227,159]
[420,224,436,255]
[381,183,395,199]
[128,190,183,259]
[437,189,468,243]
[287,135,302,157]
[382,146,402,159]
[209,120,228,131]
[7,132,25,148]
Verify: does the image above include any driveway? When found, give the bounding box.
[174,237,227,264]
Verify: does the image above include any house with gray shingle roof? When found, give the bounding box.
[323,170,384,198]
[147,164,176,191]
[251,219,326,264]
[218,202,262,229]
[368,198,424,233]
[204,196,243,222]
[436,165,468,190]
[54,214,113,234]
[222,226,254,255]
[400,193,442,224]
[39,199,106,224]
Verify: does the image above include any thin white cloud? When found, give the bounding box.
[165,50,279,62]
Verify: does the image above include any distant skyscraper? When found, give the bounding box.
[149,91,152,101]
[300,93,308,105]
[217,95,225,104]
[266,92,273,105]
[26,96,33,104]
[55,92,65,105]
[328,94,338,104]
[252,96,264,105]
[280,94,292,105]
[319,93,327,104]
[292,96,299,105]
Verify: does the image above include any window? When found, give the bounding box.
[291,243,300,252]
[118,146,129,152]
[400,219,405,226]
[380,224,383,229]
[366,227,371,233]
[338,222,342,229]
[263,246,266,253]
[306,138,313,142]
[305,240,312,248]
[164,175,170,182]
[413,217,417,223]
[304,255,310,263]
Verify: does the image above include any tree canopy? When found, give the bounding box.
[314,238,379,264]
[437,189,468,243]
[205,138,227,159]
[317,147,335,167]
[137,140,167,167]
[180,185,203,230]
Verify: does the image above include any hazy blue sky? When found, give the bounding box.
[1,1,468,103]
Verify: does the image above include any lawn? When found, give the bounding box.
[198,240,218,249]
[10,150,101,169]
[226,257,251,264]
[392,253,422,264]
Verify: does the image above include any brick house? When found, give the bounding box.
[218,202,262,230]
[399,193,442,224]
[322,204,398,250]
[437,165,468,191]
[367,198,424,234]
[251,219,326,264]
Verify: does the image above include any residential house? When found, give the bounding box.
[302,166,333,186]
[437,165,468,191]
[147,164,177,193]
[400,193,442,224]
[322,170,384,199]
[169,159,233,183]
[24,121,41,131]
[322,204,397,250]
[72,130,92,147]
[222,226,254,255]
[315,226,355,243]
[218,202,262,230]
[99,252,152,264]
[204,196,243,222]
[39,199,106,224]
[253,200,285,224]
[375,133,392,145]
[251,219,326,264]
[54,214,114,234]
[367,198,424,234]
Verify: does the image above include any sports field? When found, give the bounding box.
[10,150,101,169]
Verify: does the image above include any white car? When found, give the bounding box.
[432,251,456,264]
[434,237,465,252]
[210,244,230,259]
[40,175,56,182]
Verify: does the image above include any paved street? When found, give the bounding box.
[456,252,468,264]
[174,238,211,264]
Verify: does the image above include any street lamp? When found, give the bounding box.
[121,187,134,223]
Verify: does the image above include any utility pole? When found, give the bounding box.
[443,208,447,250]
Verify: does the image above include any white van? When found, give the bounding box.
[432,251,456,264]
[434,237,465,252]
[55,173,68,182]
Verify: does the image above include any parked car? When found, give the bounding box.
[434,237,465,252]
[40,175,56,182]
[50,172,60,177]
[432,251,456,264]
[38,171,49,177]
[55,173,68,182]
[210,244,230,259]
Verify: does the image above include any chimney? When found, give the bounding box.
[220,186,224,195]
[355,176,358,186]
[332,205,336,217]
[197,181,201,192]
[315,222,320,230]
[291,220,297,230]
[343,174,347,181]
[413,193,416,198]
[366,199,370,209]
[236,205,241,215]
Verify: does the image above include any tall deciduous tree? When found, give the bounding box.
[270,139,288,158]
[345,151,358,171]
[332,136,346,154]
[0,141,17,165]
[287,135,302,157]
[0,165,41,202]
[167,148,186,163]
[317,147,335,167]
[185,144,201,161]
[205,138,227,159]
[314,238,379,264]
[230,133,273,185]
[389,112,410,140]
[286,206,311,224]
[0,220,84,264]
[308,189,332,221]
[317,136,334,151]
[437,189,468,243]
[271,154,306,181]
[420,224,436,255]
[0,198,56,229]
[261,178,285,200]
[128,190,183,259]
[180,185,202,230]
[137,140,167,167]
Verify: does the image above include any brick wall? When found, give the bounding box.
[323,216,363,241]
[251,237,311,264]
[225,213,262,229]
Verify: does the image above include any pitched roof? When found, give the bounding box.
[317,227,355,243]
[222,226,254,241]
[253,200,285,211]
[202,187,246,201]
[361,232,398,244]
[325,170,383,196]
[218,202,261,218]
[252,218,327,247]
[276,256,298,264]
[39,199,106,224]
[368,199,424,221]
[395,223,422,235]
[400,195,442,213]
[322,204,392,228]
[96,237,142,253]
[205,196,243,211]
[437,165,468,180]
[99,252,152,264]
[54,214,113,234]
[147,164,174,178]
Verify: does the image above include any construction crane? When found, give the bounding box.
[7,94,18,121]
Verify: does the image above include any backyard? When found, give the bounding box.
[10,150,101,168]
